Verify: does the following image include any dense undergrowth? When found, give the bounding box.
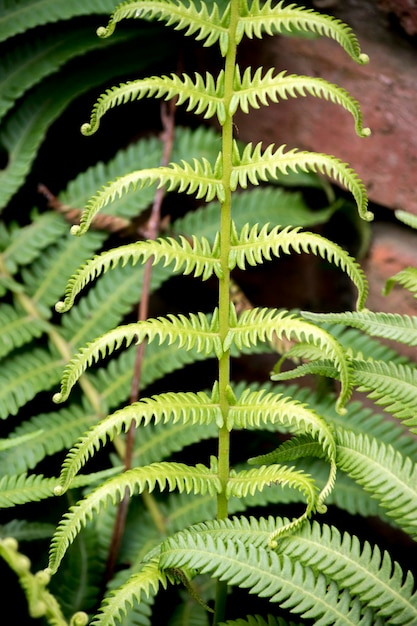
[1,1,417,625]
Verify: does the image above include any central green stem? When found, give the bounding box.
[214,0,240,622]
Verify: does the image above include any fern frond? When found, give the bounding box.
[48,461,221,573]
[0,348,63,419]
[0,405,96,474]
[54,310,220,403]
[395,209,417,230]
[231,388,335,460]
[22,230,106,309]
[336,429,417,539]
[349,359,417,431]
[57,387,222,492]
[133,419,218,466]
[0,473,55,508]
[228,464,320,544]
[0,27,133,123]
[82,71,226,134]
[302,310,417,346]
[225,307,352,413]
[383,267,417,298]
[2,211,68,273]
[0,304,47,359]
[237,0,369,65]
[278,519,417,626]
[0,33,168,211]
[73,157,223,236]
[199,516,417,626]
[0,0,119,42]
[90,558,164,626]
[160,534,375,625]
[232,67,370,137]
[56,235,221,313]
[97,0,231,55]
[229,223,368,309]
[230,142,372,221]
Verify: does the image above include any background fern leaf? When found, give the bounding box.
[160,534,377,625]
[336,429,417,539]
[0,0,119,42]
[0,348,63,418]
[302,310,417,347]
[226,307,352,413]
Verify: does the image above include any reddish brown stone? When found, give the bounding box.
[362,222,417,359]
[378,0,417,36]
[236,1,417,215]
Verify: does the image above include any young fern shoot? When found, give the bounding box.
[46,1,396,624]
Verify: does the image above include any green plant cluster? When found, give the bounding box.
[1,1,417,625]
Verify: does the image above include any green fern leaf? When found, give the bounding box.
[302,310,417,346]
[394,209,417,230]
[160,533,376,625]
[0,473,56,508]
[63,262,171,351]
[97,0,231,55]
[349,359,417,431]
[0,304,47,359]
[336,429,417,539]
[225,307,352,413]
[0,405,96,474]
[0,348,63,419]
[0,27,134,123]
[231,67,370,137]
[90,560,163,626]
[57,387,222,492]
[230,142,372,221]
[133,419,218,466]
[237,0,369,65]
[48,461,221,573]
[229,223,368,309]
[2,211,68,273]
[22,230,106,309]
[0,33,168,211]
[197,516,417,626]
[231,387,335,460]
[0,0,119,42]
[73,156,223,235]
[56,235,221,313]
[383,267,417,298]
[82,71,226,134]
[228,464,320,543]
[278,520,417,626]
[54,310,220,403]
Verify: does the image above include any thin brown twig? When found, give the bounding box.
[104,97,177,583]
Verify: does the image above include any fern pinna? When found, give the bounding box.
[3,0,416,624]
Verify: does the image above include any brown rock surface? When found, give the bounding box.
[236,0,417,214]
